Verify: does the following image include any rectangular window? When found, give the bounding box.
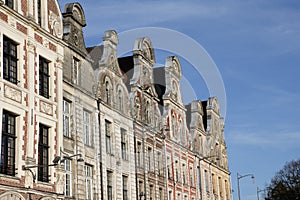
[39,56,50,98]
[204,170,209,192]
[5,0,14,9]
[138,181,143,198]
[105,120,112,154]
[64,159,72,196]
[190,167,194,186]
[149,185,154,200]
[85,165,93,200]
[169,191,172,200]
[107,171,113,200]
[63,100,70,137]
[37,0,42,26]
[167,156,171,180]
[137,141,142,167]
[122,175,128,200]
[157,151,161,176]
[3,36,18,84]
[38,124,49,182]
[182,164,186,184]
[0,110,16,176]
[148,147,153,172]
[83,110,91,145]
[73,57,79,84]
[121,128,127,160]
[159,188,163,200]
[197,167,201,189]
[175,160,179,183]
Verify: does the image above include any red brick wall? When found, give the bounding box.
[34,33,43,44]
[0,11,8,22]
[21,0,27,16]
[17,22,28,35]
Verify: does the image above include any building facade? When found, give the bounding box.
[0,0,64,199]
[0,1,231,199]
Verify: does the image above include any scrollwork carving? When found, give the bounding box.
[4,85,22,103]
[40,101,53,116]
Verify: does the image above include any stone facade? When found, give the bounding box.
[0,0,64,199]
[0,1,231,200]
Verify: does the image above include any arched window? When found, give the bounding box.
[104,77,112,105]
[172,114,177,139]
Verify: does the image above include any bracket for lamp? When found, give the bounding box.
[22,156,61,182]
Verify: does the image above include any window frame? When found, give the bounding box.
[0,110,17,176]
[85,164,93,200]
[39,56,50,99]
[83,110,91,146]
[64,159,72,196]
[38,123,49,182]
[3,36,18,84]
[107,171,113,200]
[73,57,80,84]
[105,120,112,154]
[121,128,127,160]
[5,0,14,9]
[63,99,71,137]
[37,0,42,26]
[122,175,128,200]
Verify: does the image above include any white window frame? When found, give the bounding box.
[105,120,112,154]
[121,128,127,160]
[73,57,79,84]
[63,100,70,137]
[64,159,72,196]
[83,110,91,146]
[85,165,93,200]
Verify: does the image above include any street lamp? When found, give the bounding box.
[257,187,265,200]
[237,172,255,200]
[60,153,84,163]
[22,156,61,182]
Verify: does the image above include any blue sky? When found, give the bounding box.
[58,1,300,199]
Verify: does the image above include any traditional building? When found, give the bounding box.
[91,30,137,200]
[0,0,64,199]
[0,1,231,200]
[61,3,100,199]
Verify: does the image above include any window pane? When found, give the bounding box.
[39,57,49,98]
[0,111,16,176]
[3,36,18,84]
[38,124,49,182]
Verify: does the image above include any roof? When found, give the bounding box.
[86,45,104,69]
[118,56,134,90]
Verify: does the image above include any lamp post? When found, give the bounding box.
[237,172,255,200]
[257,187,265,200]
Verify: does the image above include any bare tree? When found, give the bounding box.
[265,159,300,200]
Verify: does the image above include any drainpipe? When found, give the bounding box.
[97,99,104,200]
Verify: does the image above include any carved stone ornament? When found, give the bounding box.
[8,16,16,28]
[4,84,22,103]
[49,11,63,38]
[27,40,36,53]
[40,100,53,116]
